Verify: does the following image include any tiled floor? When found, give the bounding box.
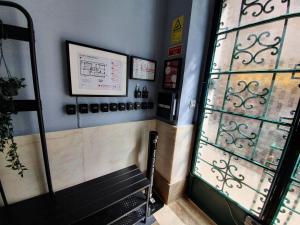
[154,197,216,225]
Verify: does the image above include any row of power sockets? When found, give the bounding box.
[65,102,154,114]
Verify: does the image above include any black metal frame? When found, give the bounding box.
[0,3,158,225]
[130,56,157,81]
[0,0,54,205]
[66,40,129,97]
[188,0,300,224]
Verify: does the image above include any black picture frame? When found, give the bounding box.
[66,40,129,97]
[162,58,182,90]
[130,56,157,81]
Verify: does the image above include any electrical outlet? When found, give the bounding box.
[189,99,196,109]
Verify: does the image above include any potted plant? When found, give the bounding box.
[0,39,27,177]
[0,77,25,97]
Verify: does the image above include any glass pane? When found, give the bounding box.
[212,33,236,72]
[219,0,242,31]
[224,74,273,117]
[240,0,288,27]
[265,73,300,123]
[273,182,300,225]
[279,18,300,70]
[194,142,274,216]
[231,20,284,72]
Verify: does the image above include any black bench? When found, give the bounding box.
[0,165,151,225]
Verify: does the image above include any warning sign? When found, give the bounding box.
[171,16,184,45]
[168,45,182,57]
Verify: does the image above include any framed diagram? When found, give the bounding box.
[130,56,156,81]
[162,58,182,90]
[66,41,128,96]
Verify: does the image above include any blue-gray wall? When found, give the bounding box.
[0,0,166,135]
[1,0,214,135]
[157,0,214,125]
[177,0,214,125]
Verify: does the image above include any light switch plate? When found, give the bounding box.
[189,99,197,109]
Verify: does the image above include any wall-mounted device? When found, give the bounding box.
[118,103,126,111]
[110,103,118,111]
[141,102,148,109]
[156,92,176,121]
[142,86,148,98]
[65,104,76,115]
[90,104,99,113]
[134,102,141,110]
[127,102,134,110]
[100,103,109,112]
[148,102,154,109]
[134,84,142,98]
[65,101,153,115]
[79,104,89,114]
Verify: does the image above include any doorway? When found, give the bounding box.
[188,1,300,224]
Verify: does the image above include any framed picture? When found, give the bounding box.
[130,56,156,81]
[162,58,182,90]
[66,41,128,96]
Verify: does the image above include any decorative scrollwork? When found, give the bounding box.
[233,31,281,65]
[250,171,273,214]
[216,33,228,48]
[242,0,275,17]
[222,0,227,9]
[211,155,245,191]
[275,184,300,225]
[276,124,290,140]
[226,80,270,109]
[218,121,257,149]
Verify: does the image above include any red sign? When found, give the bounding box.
[168,45,182,57]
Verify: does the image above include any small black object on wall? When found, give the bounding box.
[156,92,176,121]
[134,102,141,110]
[148,102,154,109]
[127,102,134,110]
[141,102,148,110]
[109,103,118,111]
[65,104,76,115]
[90,104,99,113]
[118,103,126,111]
[79,104,88,114]
[142,86,148,98]
[100,103,109,112]
[134,84,142,98]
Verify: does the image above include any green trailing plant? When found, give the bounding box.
[0,38,27,177]
[0,77,26,97]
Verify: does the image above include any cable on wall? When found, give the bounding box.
[75,97,81,128]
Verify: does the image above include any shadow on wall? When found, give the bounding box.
[132,133,143,170]
[60,39,70,96]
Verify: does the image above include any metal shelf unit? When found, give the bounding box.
[0,0,54,206]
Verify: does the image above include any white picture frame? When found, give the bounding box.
[66,41,128,96]
[130,56,156,81]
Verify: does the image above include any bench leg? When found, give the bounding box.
[144,186,151,223]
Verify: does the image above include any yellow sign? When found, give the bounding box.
[171,16,184,45]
